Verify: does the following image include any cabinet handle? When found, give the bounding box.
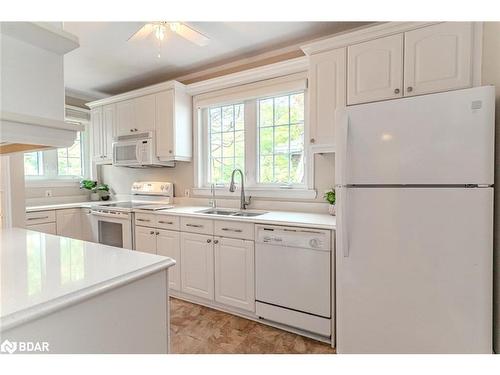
[214,239,219,244]
[27,216,49,221]
[407,86,413,93]
[394,88,400,94]
[186,223,203,228]
[169,150,173,154]
[158,220,173,225]
[156,231,160,235]
[137,218,151,222]
[221,228,243,233]
[310,138,315,144]
[149,230,155,235]
[207,239,212,243]
[134,128,138,132]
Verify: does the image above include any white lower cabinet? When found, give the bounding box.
[214,237,255,312]
[56,208,83,240]
[27,222,57,235]
[80,208,94,242]
[180,232,214,300]
[156,229,181,292]
[135,226,158,254]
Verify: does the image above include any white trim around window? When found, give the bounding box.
[192,71,317,200]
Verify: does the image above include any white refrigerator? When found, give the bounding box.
[335,86,495,353]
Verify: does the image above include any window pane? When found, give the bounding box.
[208,103,244,185]
[258,92,305,185]
[57,131,83,177]
[24,152,43,176]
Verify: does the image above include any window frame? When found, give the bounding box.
[193,73,315,200]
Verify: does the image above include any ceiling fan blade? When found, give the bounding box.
[128,24,154,42]
[173,23,210,46]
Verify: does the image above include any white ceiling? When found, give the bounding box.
[63,22,370,99]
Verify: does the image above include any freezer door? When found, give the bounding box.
[336,187,493,353]
[339,86,495,185]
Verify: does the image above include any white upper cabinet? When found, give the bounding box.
[88,81,192,164]
[347,34,404,105]
[308,48,346,148]
[404,22,472,97]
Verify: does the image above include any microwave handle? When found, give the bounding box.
[135,143,142,164]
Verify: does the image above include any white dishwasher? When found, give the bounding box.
[255,224,332,337]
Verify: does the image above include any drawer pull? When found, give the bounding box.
[158,220,174,225]
[150,230,155,235]
[137,218,151,222]
[221,228,243,233]
[186,223,203,228]
[27,216,49,221]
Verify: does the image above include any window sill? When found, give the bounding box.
[191,187,317,200]
[25,178,82,188]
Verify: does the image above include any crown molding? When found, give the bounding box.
[301,22,440,55]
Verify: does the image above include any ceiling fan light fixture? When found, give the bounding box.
[169,22,181,33]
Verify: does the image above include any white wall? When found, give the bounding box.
[481,21,500,353]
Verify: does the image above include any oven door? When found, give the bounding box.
[91,210,133,249]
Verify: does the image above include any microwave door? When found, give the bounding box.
[113,140,140,166]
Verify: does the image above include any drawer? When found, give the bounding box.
[214,220,254,240]
[180,217,213,235]
[135,212,156,227]
[155,215,180,230]
[26,210,56,225]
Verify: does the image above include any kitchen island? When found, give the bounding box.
[0,228,175,354]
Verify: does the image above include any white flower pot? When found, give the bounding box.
[90,192,100,201]
[328,204,336,216]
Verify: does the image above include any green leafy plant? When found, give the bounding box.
[80,179,97,192]
[96,183,109,193]
[324,189,336,205]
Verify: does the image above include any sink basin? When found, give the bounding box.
[196,208,267,217]
[197,209,238,215]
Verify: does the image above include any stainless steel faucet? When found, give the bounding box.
[229,169,251,210]
[209,183,216,208]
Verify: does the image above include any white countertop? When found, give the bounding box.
[153,206,337,230]
[26,202,336,229]
[0,228,175,331]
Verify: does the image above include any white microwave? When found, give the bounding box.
[112,132,174,167]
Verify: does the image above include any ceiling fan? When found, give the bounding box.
[128,22,210,47]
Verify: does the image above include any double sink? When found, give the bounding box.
[196,208,267,217]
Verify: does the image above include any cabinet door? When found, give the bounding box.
[80,208,95,242]
[156,229,181,292]
[347,34,403,105]
[308,48,346,147]
[404,22,472,97]
[56,209,82,240]
[135,226,157,254]
[102,104,116,160]
[155,90,175,160]
[180,232,214,300]
[134,94,156,133]
[27,222,57,235]
[214,237,255,311]
[90,107,103,161]
[116,99,135,136]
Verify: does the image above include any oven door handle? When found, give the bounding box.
[91,210,128,219]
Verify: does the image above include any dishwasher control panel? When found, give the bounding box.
[255,224,331,251]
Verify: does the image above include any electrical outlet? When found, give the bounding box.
[45,190,52,197]
[184,189,190,197]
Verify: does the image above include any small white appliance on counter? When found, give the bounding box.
[112,131,174,167]
[91,181,174,249]
[335,86,495,353]
[255,224,332,338]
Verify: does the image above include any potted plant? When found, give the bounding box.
[96,183,110,201]
[80,179,100,201]
[324,188,336,215]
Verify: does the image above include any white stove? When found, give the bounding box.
[91,181,174,249]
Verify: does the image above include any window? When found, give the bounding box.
[258,93,304,185]
[24,151,44,176]
[57,131,83,176]
[197,80,308,196]
[24,130,87,181]
[208,103,245,185]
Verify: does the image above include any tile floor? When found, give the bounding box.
[169,297,335,354]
